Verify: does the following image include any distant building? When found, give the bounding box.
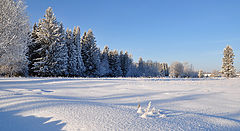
[203,74,211,77]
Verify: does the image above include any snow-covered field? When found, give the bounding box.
[0,77,240,131]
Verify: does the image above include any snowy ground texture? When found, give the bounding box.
[0,77,240,131]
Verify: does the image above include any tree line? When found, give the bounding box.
[0,1,170,78]
[27,7,171,78]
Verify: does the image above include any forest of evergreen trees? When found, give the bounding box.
[0,2,171,78]
[27,7,171,78]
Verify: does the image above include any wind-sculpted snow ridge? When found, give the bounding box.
[0,77,240,130]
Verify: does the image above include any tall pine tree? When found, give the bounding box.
[81,29,100,77]
[120,51,132,77]
[137,57,145,76]
[65,28,77,76]
[32,7,67,76]
[27,23,41,76]
[73,26,85,76]
[108,50,122,77]
[126,55,138,77]
[221,45,236,78]
[50,23,68,76]
[100,46,111,77]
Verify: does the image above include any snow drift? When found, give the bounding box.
[0,77,240,130]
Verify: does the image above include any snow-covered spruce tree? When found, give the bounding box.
[125,51,133,77]
[164,63,170,76]
[221,45,236,78]
[170,62,184,78]
[119,51,131,77]
[100,46,111,77]
[73,26,85,76]
[32,7,68,77]
[27,23,41,76]
[108,50,122,77]
[159,63,169,77]
[65,28,77,76]
[50,23,68,76]
[137,57,145,77]
[120,51,125,77]
[126,55,139,77]
[113,50,123,77]
[0,0,30,76]
[81,29,101,77]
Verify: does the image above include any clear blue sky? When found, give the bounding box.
[25,0,240,72]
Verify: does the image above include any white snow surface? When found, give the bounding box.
[0,77,240,131]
